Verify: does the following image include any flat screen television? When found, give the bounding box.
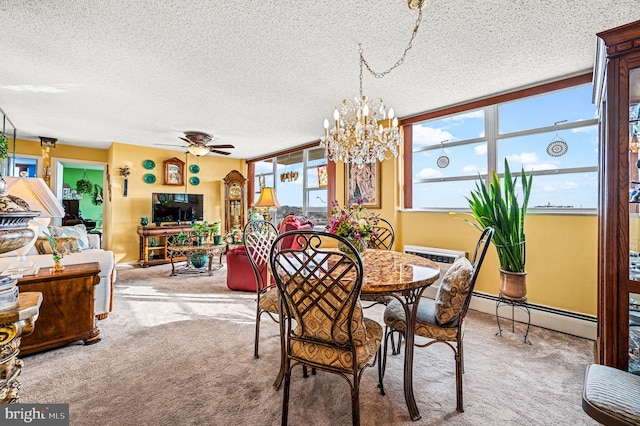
[152,193,204,224]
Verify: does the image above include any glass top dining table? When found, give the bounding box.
[359,249,440,421]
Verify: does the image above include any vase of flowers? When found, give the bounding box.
[326,199,377,257]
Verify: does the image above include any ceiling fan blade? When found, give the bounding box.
[156,143,186,147]
[209,149,231,156]
[207,144,234,149]
[178,137,193,144]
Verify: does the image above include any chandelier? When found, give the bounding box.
[320,0,427,167]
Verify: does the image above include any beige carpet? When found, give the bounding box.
[19,263,597,425]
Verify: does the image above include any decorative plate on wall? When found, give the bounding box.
[190,176,200,186]
[143,174,156,184]
[189,164,200,174]
[143,160,155,170]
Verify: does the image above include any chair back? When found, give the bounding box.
[244,220,279,292]
[459,227,494,320]
[367,217,395,250]
[270,231,366,351]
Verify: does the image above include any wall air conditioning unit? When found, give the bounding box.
[404,245,467,299]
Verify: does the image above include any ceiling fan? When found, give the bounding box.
[156,131,235,156]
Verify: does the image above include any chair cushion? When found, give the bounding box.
[584,364,640,425]
[290,318,382,370]
[434,257,473,324]
[384,298,459,341]
[258,288,279,314]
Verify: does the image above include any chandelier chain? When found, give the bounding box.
[359,5,423,80]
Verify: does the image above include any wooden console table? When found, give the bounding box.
[0,292,42,403]
[17,263,101,356]
[137,224,193,267]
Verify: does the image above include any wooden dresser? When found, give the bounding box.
[17,262,101,356]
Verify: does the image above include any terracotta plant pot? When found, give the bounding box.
[499,269,527,300]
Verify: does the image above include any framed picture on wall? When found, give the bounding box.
[345,161,381,208]
[163,157,185,186]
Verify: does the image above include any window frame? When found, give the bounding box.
[402,73,597,214]
[247,144,334,224]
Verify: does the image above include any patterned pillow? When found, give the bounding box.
[49,225,91,249]
[35,236,82,255]
[434,257,473,324]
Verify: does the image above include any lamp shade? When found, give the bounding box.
[187,145,210,157]
[253,187,281,209]
[4,177,65,218]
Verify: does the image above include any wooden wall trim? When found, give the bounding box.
[402,125,413,209]
[399,73,593,127]
[247,141,321,163]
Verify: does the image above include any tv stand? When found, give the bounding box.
[137,224,193,267]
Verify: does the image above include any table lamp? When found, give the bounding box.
[253,187,280,222]
[2,177,65,275]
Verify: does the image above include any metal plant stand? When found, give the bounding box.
[496,293,532,344]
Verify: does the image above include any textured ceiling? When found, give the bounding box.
[1,0,639,160]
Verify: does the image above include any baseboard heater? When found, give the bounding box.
[403,245,597,339]
[403,245,467,298]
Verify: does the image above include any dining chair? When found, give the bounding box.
[270,230,383,426]
[382,226,493,413]
[367,217,395,251]
[243,220,280,360]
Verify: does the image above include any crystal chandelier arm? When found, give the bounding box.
[359,3,424,79]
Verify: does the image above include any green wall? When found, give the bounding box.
[63,168,104,228]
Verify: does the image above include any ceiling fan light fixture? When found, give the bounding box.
[187,145,210,157]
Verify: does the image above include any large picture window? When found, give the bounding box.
[411,83,598,211]
[251,146,328,226]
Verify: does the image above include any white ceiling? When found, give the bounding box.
[1,1,639,160]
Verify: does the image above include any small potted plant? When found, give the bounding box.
[465,158,533,299]
[190,249,209,269]
[172,231,190,246]
[191,222,209,245]
[210,221,222,245]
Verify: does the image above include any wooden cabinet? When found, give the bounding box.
[594,20,640,372]
[137,224,193,267]
[17,263,100,356]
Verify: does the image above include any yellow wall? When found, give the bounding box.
[108,143,245,263]
[334,156,598,317]
[10,139,245,263]
[11,137,598,315]
[10,139,108,162]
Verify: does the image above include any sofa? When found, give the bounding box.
[0,224,116,319]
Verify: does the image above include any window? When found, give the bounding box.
[410,83,598,211]
[251,147,329,226]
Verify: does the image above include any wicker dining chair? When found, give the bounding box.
[382,226,493,413]
[243,220,280,360]
[270,230,383,426]
[367,217,395,251]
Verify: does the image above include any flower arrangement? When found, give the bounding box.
[325,199,378,241]
[225,228,244,245]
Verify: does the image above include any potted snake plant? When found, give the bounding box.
[465,158,533,299]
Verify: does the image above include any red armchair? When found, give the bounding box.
[226,246,256,292]
[226,216,314,292]
[277,215,314,249]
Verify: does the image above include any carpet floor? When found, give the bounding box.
[19,263,597,425]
